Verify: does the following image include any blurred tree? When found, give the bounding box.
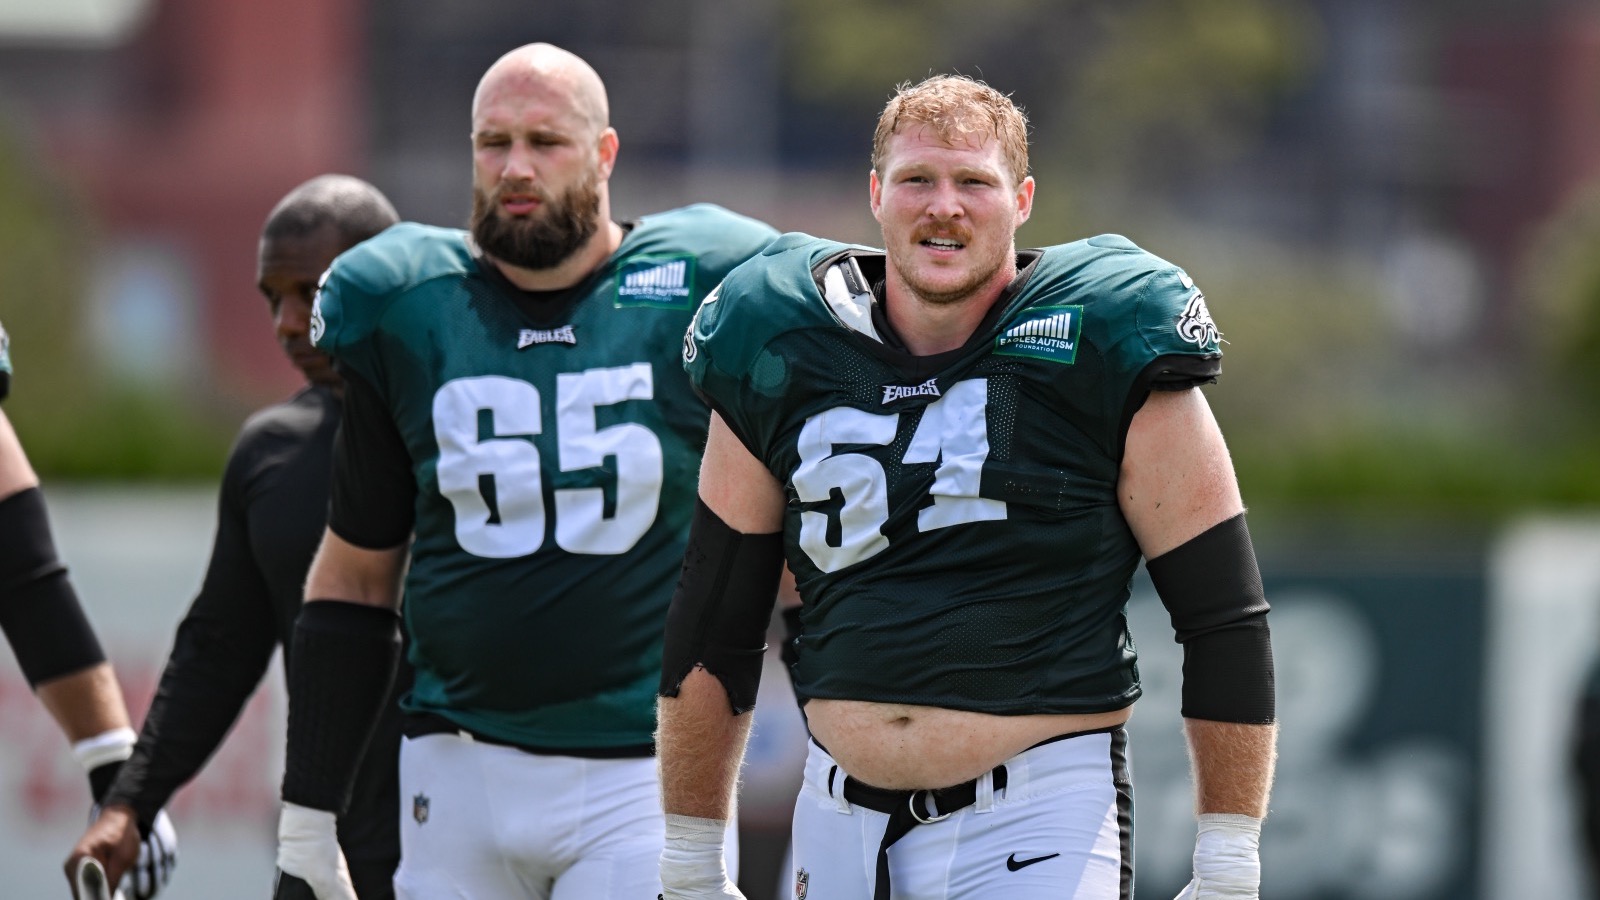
[780,0,1320,180]
[0,122,96,422]
[0,122,228,479]
[1065,0,1321,182]
[1521,177,1600,427]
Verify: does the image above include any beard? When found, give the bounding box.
[887,225,1005,307]
[470,173,602,270]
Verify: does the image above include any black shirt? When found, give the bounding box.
[104,385,405,881]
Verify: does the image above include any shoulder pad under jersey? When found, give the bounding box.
[310,223,472,383]
[685,232,857,407]
[1019,234,1222,381]
[628,204,780,286]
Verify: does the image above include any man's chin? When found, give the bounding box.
[904,274,987,306]
[296,362,340,387]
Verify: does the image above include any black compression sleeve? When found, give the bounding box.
[102,453,280,825]
[659,499,784,715]
[1146,513,1276,724]
[281,600,401,814]
[329,369,415,549]
[0,487,107,685]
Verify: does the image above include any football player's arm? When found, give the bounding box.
[1120,387,1276,899]
[2,412,180,899]
[1,410,130,743]
[657,413,785,899]
[277,370,410,900]
[72,443,283,893]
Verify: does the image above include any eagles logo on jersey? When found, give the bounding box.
[0,318,13,403]
[308,270,329,348]
[686,232,1223,716]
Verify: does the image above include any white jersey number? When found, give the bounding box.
[433,364,663,558]
[792,379,1005,573]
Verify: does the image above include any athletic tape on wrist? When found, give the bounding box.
[1193,812,1262,889]
[72,727,137,771]
[660,814,732,894]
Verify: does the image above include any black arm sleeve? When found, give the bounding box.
[1145,513,1275,724]
[329,369,416,549]
[658,500,784,715]
[101,449,280,827]
[281,600,401,814]
[0,487,107,685]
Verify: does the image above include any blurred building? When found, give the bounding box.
[0,0,366,402]
[4,0,1600,404]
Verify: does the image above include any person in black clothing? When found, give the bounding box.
[63,175,404,899]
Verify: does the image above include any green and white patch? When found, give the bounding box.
[615,255,696,309]
[995,305,1083,364]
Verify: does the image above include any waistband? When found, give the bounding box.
[402,712,655,759]
[810,725,1125,900]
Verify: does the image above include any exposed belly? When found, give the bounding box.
[805,699,1132,790]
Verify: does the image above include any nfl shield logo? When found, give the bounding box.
[794,868,808,899]
[412,793,430,825]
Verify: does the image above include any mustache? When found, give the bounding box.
[491,180,551,206]
[911,224,972,245]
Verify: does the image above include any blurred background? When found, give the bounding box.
[3,0,1600,897]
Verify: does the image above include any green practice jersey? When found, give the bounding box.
[687,232,1223,715]
[313,204,776,748]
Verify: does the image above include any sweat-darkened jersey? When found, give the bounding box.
[686,233,1223,715]
[312,205,777,748]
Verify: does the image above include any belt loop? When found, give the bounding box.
[975,768,996,813]
[827,765,850,814]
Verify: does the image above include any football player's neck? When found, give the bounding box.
[489,218,625,293]
[312,374,345,399]
[883,263,1014,356]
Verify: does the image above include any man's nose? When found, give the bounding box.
[926,182,964,220]
[277,297,310,337]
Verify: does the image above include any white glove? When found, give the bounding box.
[276,803,357,900]
[659,814,744,900]
[123,810,178,900]
[75,728,178,900]
[1174,813,1262,899]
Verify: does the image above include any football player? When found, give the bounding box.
[271,44,777,899]
[658,75,1278,899]
[0,322,177,900]
[64,175,404,899]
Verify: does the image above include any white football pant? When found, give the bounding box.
[790,728,1131,899]
[394,732,739,899]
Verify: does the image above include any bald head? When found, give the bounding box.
[473,43,609,134]
[261,174,399,249]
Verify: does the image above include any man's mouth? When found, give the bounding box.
[500,193,540,216]
[920,236,965,251]
[286,343,325,364]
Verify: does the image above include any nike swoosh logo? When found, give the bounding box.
[1006,852,1061,871]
